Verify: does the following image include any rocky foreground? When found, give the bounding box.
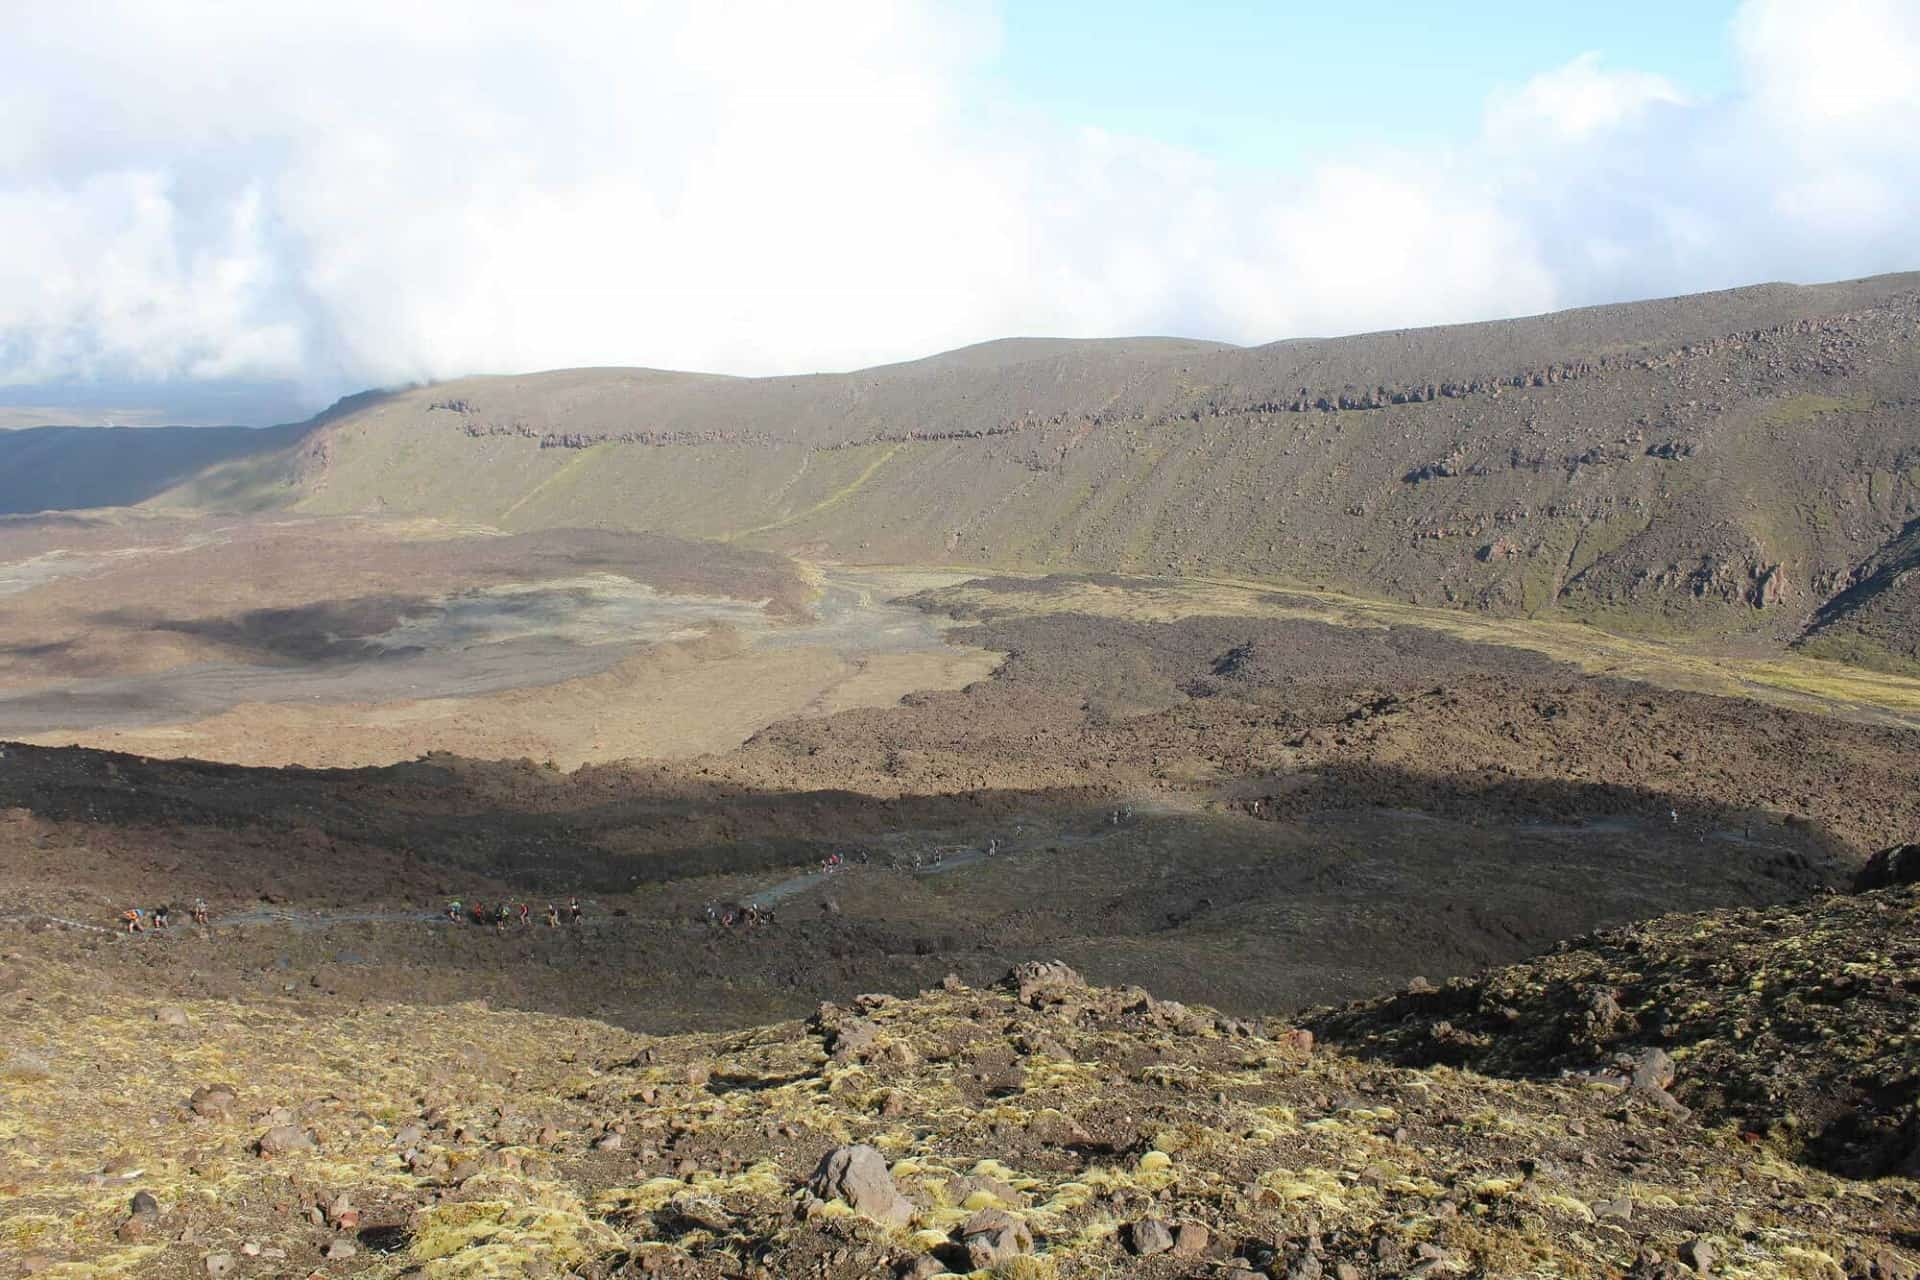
[3,888,1918,1280]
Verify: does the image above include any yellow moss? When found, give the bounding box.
[408,1184,620,1278]
[1136,1150,1172,1174]
[988,1257,1057,1280]
[1532,1193,1595,1223]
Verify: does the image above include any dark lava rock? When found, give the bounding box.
[1855,843,1920,892]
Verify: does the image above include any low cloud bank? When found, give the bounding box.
[2,0,1917,419]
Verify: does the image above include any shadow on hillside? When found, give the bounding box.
[94,596,439,665]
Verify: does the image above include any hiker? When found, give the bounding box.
[493,903,510,933]
[567,896,582,926]
[471,900,489,926]
[121,907,144,934]
[546,902,561,928]
[152,904,171,929]
[986,837,1000,856]
[516,901,531,927]
[191,898,210,926]
[447,899,463,923]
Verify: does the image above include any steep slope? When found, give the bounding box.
[153,273,1920,647]
[1800,517,1920,673]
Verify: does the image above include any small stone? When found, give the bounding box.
[394,1123,425,1147]
[1129,1217,1174,1256]
[1678,1239,1716,1274]
[537,1124,560,1146]
[1335,1265,1364,1280]
[189,1085,238,1119]
[326,1239,358,1260]
[1595,1196,1634,1221]
[155,1007,190,1027]
[241,1242,261,1257]
[204,1253,235,1278]
[130,1190,160,1219]
[897,1255,948,1280]
[593,1131,623,1151]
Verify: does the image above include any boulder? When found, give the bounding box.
[1630,1047,1677,1092]
[254,1125,314,1157]
[1173,1222,1211,1256]
[1854,844,1920,892]
[1006,960,1086,1006]
[1678,1238,1716,1275]
[1128,1217,1174,1256]
[960,1208,1032,1268]
[189,1085,238,1119]
[807,1144,913,1226]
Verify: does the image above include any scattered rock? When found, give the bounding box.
[204,1253,235,1278]
[1128,1217,1174,1256]
[807,1144,913,1226]
[897,1256,948,1280]
[189,1085,238,1119]
[155,1006,190,1027]
[130,1190,160,1219]
[326,1239,357,1260]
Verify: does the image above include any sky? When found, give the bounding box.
[1,0,1917,425]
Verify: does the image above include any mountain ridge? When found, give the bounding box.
[0,271,1909,667]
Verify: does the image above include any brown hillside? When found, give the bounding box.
[152,273,1920,660]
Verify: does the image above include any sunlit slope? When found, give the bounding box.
[154,275,1920,650]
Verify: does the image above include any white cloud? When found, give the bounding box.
[1485,52,1689,143]
[1,0,1918,418]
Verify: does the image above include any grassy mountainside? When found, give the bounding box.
[152,274,1920,653]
